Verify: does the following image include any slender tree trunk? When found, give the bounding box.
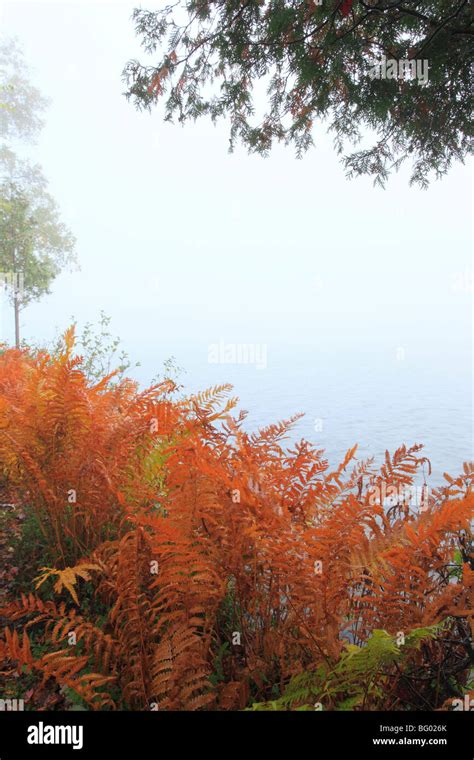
[14,293,19,348]
[12,244,20,348]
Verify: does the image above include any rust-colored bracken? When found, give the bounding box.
[0,331,472,710]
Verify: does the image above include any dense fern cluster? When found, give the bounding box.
[0,331,472,710]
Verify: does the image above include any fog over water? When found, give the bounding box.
[1,0,472,483]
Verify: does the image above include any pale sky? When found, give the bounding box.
[0,0,472,392]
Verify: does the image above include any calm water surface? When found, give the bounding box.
[137,339,472,487]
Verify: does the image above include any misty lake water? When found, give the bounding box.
[135,337,472,489]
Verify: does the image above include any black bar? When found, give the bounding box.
[0,710,471,758]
